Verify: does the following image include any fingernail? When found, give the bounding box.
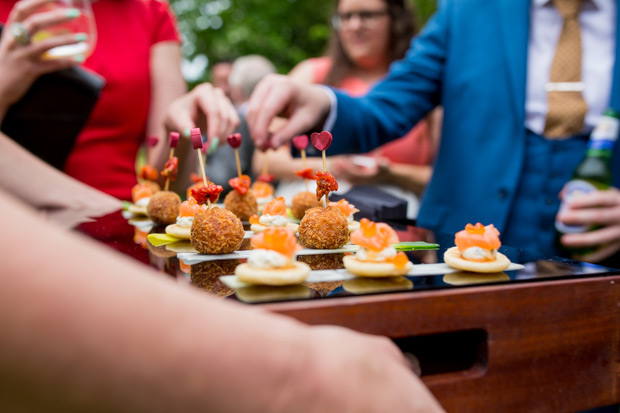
[208,136,220,154]
[183,128,191,138]
[72,54,85,63]
[66,8,81,18]
[74,33,87,42]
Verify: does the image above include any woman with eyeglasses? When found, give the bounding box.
[253,0,441,221]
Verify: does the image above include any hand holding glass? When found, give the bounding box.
[32,0,97,59]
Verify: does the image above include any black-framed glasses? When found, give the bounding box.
[331,9,390,29]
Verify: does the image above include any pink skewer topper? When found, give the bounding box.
[169,132,180,148]
[292,134,309,151]
[191,128,203,149]
[310,131,333,151]
[227,133,242,149]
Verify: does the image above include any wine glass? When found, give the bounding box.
[32,0,97,60]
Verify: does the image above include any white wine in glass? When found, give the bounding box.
[32,0,97,59]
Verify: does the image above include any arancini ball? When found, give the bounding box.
[191,207,245,254]
[224,190,258,221]
[291,191,321,220]
[147,191,181,225]
[298,206,349,249]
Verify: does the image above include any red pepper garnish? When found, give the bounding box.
[192,183,223,204]
[229,174,251,195]
[258,174,275,183]
[190,172,204,183]
[139,165,159,181]
[315,171,338,201]
[294,168,316,181]
[161,157,179,181]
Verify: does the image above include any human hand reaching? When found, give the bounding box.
[245,74,332,150]
[164,82,239,148]
[332,155,392,185]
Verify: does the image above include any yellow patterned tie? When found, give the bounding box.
[543,0,588,138]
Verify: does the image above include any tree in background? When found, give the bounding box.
[170,0,437,88]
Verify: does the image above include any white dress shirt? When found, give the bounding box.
[526,0,616,134]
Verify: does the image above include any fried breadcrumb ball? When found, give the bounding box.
[298,206,349,249]
[224,190,258,221]
[191,207,245,254]
[291,191,321,220]
[147,191,181,225]
[143,181,161,194]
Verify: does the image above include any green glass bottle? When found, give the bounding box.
[555,108,619,255]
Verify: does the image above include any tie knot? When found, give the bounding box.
[553,0,583,19]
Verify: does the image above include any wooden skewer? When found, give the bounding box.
[321,150,328,207]
[234,149,242,178]
[301,149,309,192]
[196,150,212,208]
[164,147,175,191]
[165,132,180,191]
[191,128,212,208]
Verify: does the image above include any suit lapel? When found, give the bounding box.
[496,0,531,126]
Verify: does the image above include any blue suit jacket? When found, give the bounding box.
[329,0,620,236]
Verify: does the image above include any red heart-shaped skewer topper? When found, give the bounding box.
[227,133,242,149]
[190,128,203,149]
[169,132,180,148]
[310,131,332,151]
[292,134,309,151]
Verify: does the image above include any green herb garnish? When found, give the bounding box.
[392,241,439,251]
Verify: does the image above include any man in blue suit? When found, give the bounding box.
[246,0,620,265]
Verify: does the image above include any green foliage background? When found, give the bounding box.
[169,0,437,88]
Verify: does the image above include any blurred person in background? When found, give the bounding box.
[0,0,188,260]
[228,54,276,111]
[210,58,233,99]
[252,0,440,220]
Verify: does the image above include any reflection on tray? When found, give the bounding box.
[442,271,510,286]
[190,260,240,297]
[298,253,344,270]
[235,284,314,303]
[343,276,414,295]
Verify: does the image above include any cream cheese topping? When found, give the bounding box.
[259,214,289,227]
[248,249,291,268]
[176,216,194,228]
[355,246,397,261]
[136,197,150,207]
[256,195,274,205]
[462,247,497,261]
